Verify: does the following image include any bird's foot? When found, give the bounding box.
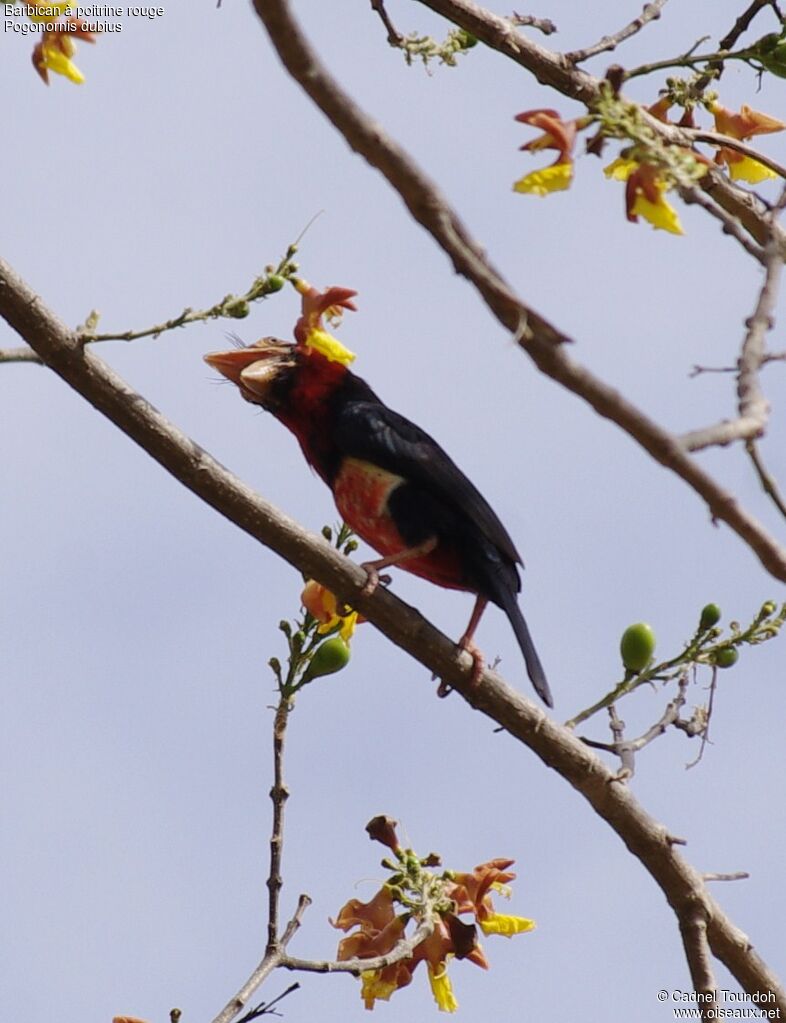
[434,637,485,698]
[359,562,392,597]
[459,636,485,686]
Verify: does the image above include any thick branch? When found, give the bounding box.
[250,1,786,587]
[2,253,784,1021]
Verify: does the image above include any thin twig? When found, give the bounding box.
[703,872,751,883]
[211,897,311,1023]
[684,668,717,769]
[747,440,786,519]
[509,12,557,35]
[678,183,766,265]
[267,698,291,952]
[281,918,435,976]
[0,344,43,365]
[369,0,404,45]
[2,249,785,1013]
[718,0,781,51]
[680,195,784,452]
[691,351,786,375]
[566,0,670,64]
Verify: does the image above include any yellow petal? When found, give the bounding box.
[428,964,459,1013]
[603,157,638,181]
[41,45,85,84]
[360,970,397,1009]
[727,155,778,184]
[338,611,358,643]
[305,327,356,366]
[631,192,683,235]
[479,913,536,937]
[513,161,573,196]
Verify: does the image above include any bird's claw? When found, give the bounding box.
[360,564,392,597]
[433,639,485,698]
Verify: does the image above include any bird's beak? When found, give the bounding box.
[204,338,294,402]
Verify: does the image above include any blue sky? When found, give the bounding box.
[2,2,785,1021]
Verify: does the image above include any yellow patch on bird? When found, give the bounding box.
[305,328,356,366]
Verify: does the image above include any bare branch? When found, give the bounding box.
[211,897,311,1023]
[703,872,751,882]
[677,184,766,265]
[509,12,557,35]
[566,0,670,65]
[679,906,719,1021]
[0,344,42,365]
[281,918,435,977]
[267,698,291,953]
[718,0,782,52]
[680,202,784,452]
[369,0,404,46]
[747,440,786,519]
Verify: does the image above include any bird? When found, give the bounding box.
[204,280,552,706]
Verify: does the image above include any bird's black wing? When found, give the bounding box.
[333,398,522,566]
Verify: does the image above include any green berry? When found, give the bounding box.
[699,603,722,630]
[225,298,250,319]
[303,636,350,681]
[456,29,478,48]
[266,274,286,292]
[620,622,656,673]
[762,601,777,617]
[714,647,739,669]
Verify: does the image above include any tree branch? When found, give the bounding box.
[565,0,670,65]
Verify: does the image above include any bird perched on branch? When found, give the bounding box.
[205,280,552,706]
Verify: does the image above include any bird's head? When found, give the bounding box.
[205,279,359,411]
[204,337,298,410]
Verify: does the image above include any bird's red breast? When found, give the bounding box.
[333,456,468,591]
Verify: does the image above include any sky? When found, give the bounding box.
[2,2,786,1022]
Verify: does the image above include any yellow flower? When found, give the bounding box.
[479,912,536,937]
[300,580,360,642]
[606,159,684,234]
[428,963,459,1013]
[513,162,573,196]
[293,279,357,366]
[603,157,638,181]
[723,153,777,184]
[35,40,85,84]
[631,187,683,234]
[360,970,399,1008]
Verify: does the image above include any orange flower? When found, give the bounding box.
[293,279,358,364]
[300,579,361,641]
[331,886,396,935]
[710,102,785,184]
[513,108,583,196]
[445,858,517,925]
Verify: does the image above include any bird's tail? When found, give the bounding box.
[503,595,553,708]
